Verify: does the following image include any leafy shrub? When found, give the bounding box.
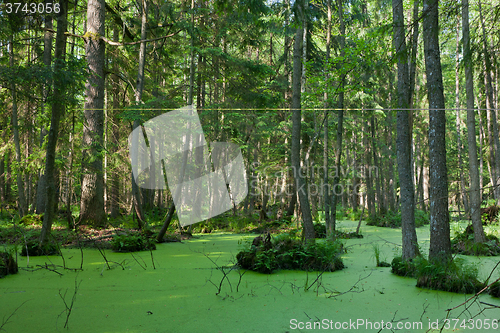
[0,250,18,277]
[367,210,429,228]
[451,224,500,256]
[111,233,156,252]
[236,233,344,274]
[19,214,44,226]
[344,208,364,221]
[391,256,484,294]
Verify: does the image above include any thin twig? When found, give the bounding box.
[0,300,30,332]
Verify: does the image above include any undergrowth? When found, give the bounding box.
[391,256,484,294]
[451,224,500,256]
[367,209,429,228]
[313,223,363,239]
[111,232,156,252]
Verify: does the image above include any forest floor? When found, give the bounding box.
[1,220,500,333]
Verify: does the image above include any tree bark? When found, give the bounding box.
[478,0,500,203]
[329,0,346,234]
[39,0,68,245]
[462,0,486,243]
[9,36,27,218]
[323,0,332,232]
[79,0,107,228]
[423,0,451,263]
[291,0,315,241]
[36,0,54,214]
[110,27,121,219]
[393,0,419,260]
[455,19,469,216]
[131,0,149,228]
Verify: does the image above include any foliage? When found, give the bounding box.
[111,232,156,252]
[451,224,500,256]
[0,249,18,278]
[391,256,484,294]
[367,210,429,228]
[343,208,364,221]
[19,213,44,226]
[236,233,344,274]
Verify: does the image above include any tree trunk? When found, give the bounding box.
[79,0,107,228]
[36,1,54,214]
[329,0,346,234]
[423,0,451,263]
[110,27,121,219]
[9,36,27,218]
[291,0,315,241]
[462,0,486,243]
[39,0,68,245]
[455,19,469,215]
[393,0,419,260]
[323,0,332,231]
[131,0,149,228]
[478,0,500,203]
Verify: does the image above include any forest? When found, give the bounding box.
[1,0,500,332]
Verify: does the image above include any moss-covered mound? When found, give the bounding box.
[111,232,156,252]
[21,240,60,256]
[451,224,500,256]
[236,233,344,274]
[0,250,18,277]
[313,223,363,239]
[391,256,484,294]
[367,210,429,228]
[488,281,500,298]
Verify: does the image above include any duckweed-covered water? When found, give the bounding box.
[1,221,499,332]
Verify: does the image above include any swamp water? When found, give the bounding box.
[1,220,499,333]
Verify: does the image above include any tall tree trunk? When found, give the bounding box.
[329,0,345,233]
[393,0,419,258]
[423,0,451,263]
[323,0,332,232]
[131,0,149,228]
[40,0,68,245]
[478,0,500,203]
[36,1,54,214]
[395,0,420,257]
[110,27,121,219]
[291,0,315,241]
[9,36,27,217]
[455,18,469,215]
[462,0,486,243]
[79,0,107,228]
[157,0,196,240]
